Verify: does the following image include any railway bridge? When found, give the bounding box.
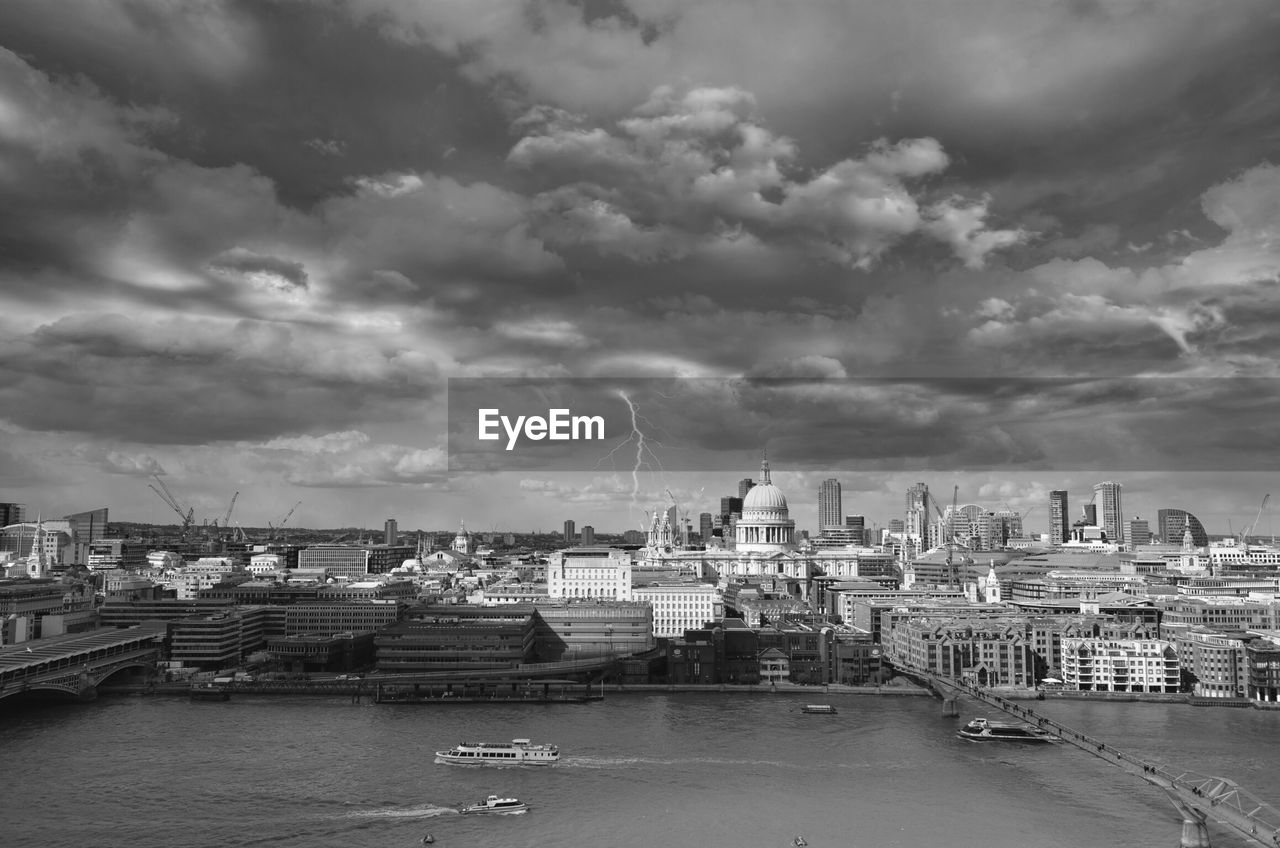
[0,625,163,702]
[897,664,1280,848]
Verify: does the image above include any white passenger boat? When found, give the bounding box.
[435,738,559,765]
[458,795,529,815]
[957,717,1055,743]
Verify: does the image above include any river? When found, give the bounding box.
[3,692,1278,848]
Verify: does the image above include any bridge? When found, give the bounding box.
[897,665,1280,848]
[0,625,163,702]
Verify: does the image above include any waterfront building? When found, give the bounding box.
[375,605,537,673]
[1176,628,1249,699]
[1049,491,1069,546]
[632,583,721,638]
[546,547,632,600]
[1247,634,1280,703]
[818,478,842,530]
[528,600,655,661]
[1060,636,1180,693]
[886,616,1037,686]
[168,606,272,669]
[267,632,376,673]
[1158,508,1209,547]
[667,619,761,685]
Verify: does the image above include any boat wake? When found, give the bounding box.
[562,755,796,769]
[345,804,459,819]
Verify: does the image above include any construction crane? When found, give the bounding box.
[270,500,302,540]
[221,491,239,530]
[1241,494,1271,545]
[148,474,195,536]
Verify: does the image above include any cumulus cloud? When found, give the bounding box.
[511,86,1022,269]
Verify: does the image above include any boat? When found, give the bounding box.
[801,704,837,714]
[435,738,559,765]
[421,834,435,845]
[794,837,808,846]
[957,717,1055,743]
[189,683,230,702]
[458,795,528,815]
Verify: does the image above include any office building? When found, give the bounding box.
[845,515,866,546]
[1158,508,1209,547]
[384,518,398,545]
[1126,517,1151,546]
[1093,482,1123,543]
[739,478,756,499]
[580,525,595,546]
[546,547,633,601]
[297,546,371,580]
[65,507,108,565]
[818,478,842,530]
[699,512,713,542]
[563,520,576,543]
[1049,491,1069,546]
[632,583,722,638]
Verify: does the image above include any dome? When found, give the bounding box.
[744,483,788,511]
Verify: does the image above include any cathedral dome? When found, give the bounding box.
[744,482,788,512]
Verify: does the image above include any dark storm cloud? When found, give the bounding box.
[4,1,1280,522]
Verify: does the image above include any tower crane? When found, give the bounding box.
[270,500,302,540]
[221,491,239,531]
[949,484,960,588]
[1241,494,1271,545]
[148,474,195,537]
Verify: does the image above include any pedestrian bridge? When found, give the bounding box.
[897,665,1280,848]
[0,625,163,702]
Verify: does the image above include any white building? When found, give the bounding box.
[633,583,722,638]
[248,553,285,576]
[546,547,633,601]
[172,557,238,600]
[1060,637,1180,693]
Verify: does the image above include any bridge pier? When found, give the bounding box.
[1164,791,1212,848]
[940,696,960,717]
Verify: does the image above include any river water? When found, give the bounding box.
[4,692,1278,848]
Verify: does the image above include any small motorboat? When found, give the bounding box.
[794,837,808,846]
[421,834,435,845]
[458,795,528,815]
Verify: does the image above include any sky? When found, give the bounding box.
[2,0,1280,539]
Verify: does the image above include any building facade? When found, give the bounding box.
[546,547,633,600]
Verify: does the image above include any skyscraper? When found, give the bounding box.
[563,520,576,542]
[818,478,842,530]
[905,483,930,550]
[738,478,756,499]
[1093,481,1123,543]
[1157,508,1209,547]
[384,518,398,545]
[581,525,595,546]
[0,502,24,527]
[1049,491,1069,546]
[699,512,713,542]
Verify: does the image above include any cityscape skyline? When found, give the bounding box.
[2,3,1279,536]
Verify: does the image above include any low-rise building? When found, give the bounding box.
[632,582,720,638]
[546,547,632,601]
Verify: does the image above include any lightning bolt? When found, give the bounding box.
[593,389,667,528]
